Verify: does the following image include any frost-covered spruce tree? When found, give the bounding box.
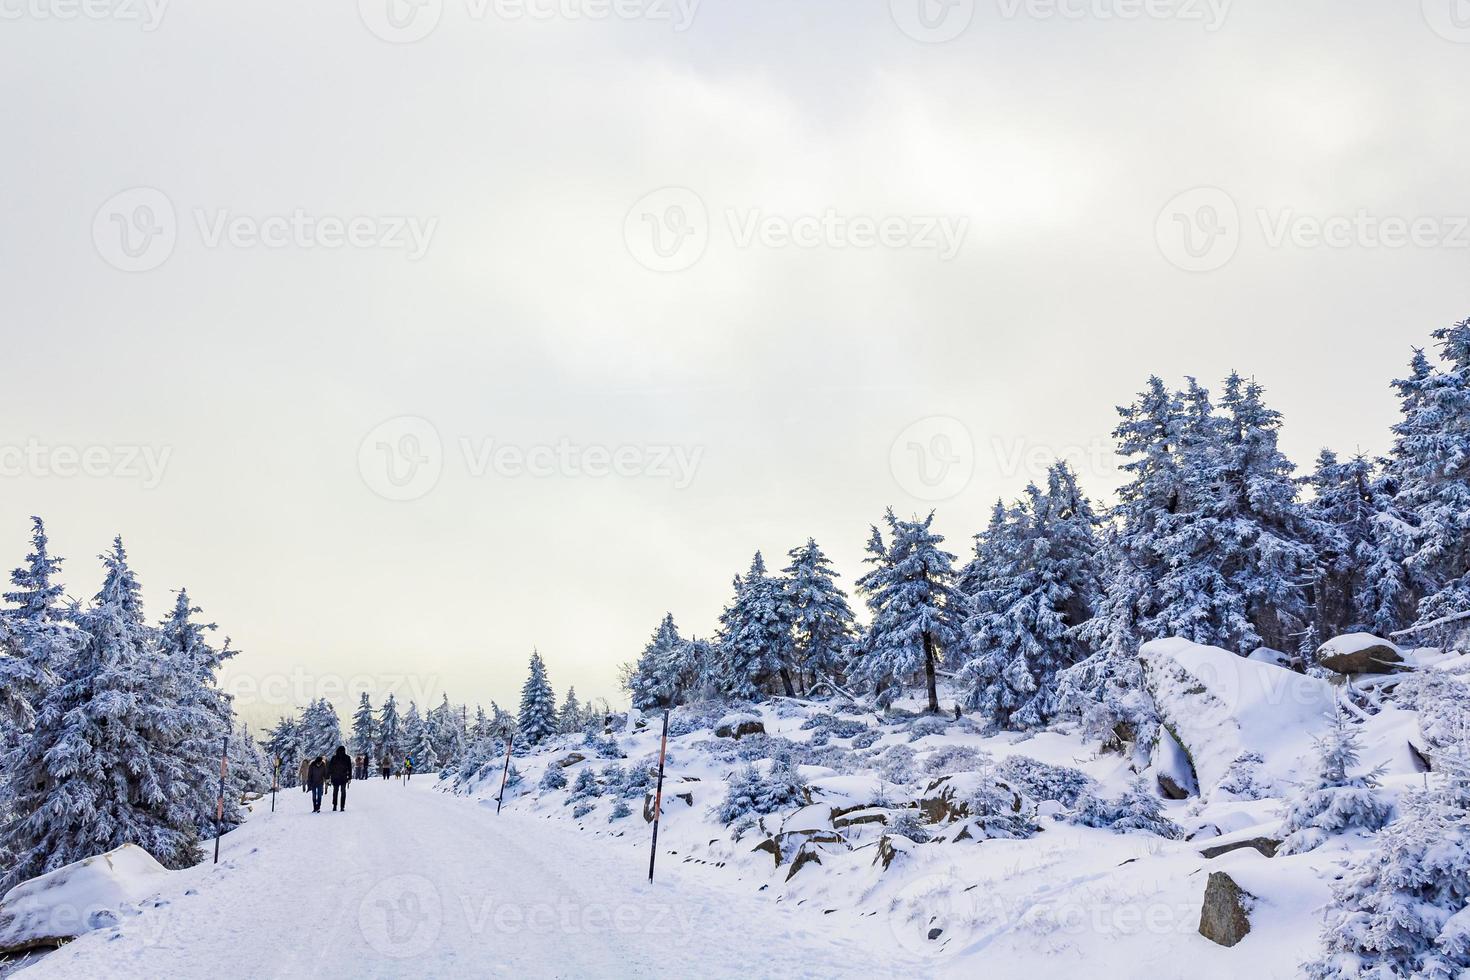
[427,694,464,765]
[1306,755,1470,978]
[958,464,1102,730]
[715,553,798,700]
[0,538,199,890]
[301,698,344,757]
[782,538,858,689]
[558,687,582,734]
[849,510,964,714]
[378,693,403,760]
[1278,706,1391,855]
[156,589,241,831]
[629,613,683,711]
[401,701,425,763]
[1385,320,1470,640]
[1307,451,1412,638]
[518,650,558,745]
[1075,776,1182,838]
[351,692,377,758]
[264,714,303,785]
[409,721,439,772]
[1,517,76,732]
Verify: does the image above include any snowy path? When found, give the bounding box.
[17,779,919,979]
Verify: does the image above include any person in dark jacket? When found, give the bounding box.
[307,755,328,812]
[380,755,391,780]
[328,745,353,812]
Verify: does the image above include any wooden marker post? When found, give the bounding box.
[647,708,670,884]
[495,732,515,815]
[213,736,229,864]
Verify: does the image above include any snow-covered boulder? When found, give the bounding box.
[0,844,170,954]
[714,713,765,740]
[1198,871,1255,947]
[1140,639,1337,796]
[1315,633,1405,675]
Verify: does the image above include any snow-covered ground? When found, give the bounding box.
[6,778,924,979]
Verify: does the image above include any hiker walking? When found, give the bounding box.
[328,745,353,812]
[380,755,391,780]
[405,756,414,782]
[299,758,311,793]
[306,755,328,812]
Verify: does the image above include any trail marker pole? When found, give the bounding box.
[213,736,229,865]
[271,757,279,813]
[495,732,515,815]
[647,708,670,884]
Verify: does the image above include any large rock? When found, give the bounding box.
[1199,837,1279,860]
[0,844,170,955]
[556,753,586,768]
[1198,871,1255,947]
[714,714,766,740]
[1316,634,1405,675]
[641,786,695,822]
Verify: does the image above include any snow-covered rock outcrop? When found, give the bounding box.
[0,844,170,954]
[1140,638,1339,797]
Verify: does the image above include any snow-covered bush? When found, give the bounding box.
[571,802,595,820]
[1215,751,1272,801]
[567,768,601,803]
[888,808,931,843]
[668,701,731,737]
[1278,713,1392,855]
[539,765,568,792]
[908,716,951,742]
[800,713,870,739]
[850,730,882,750]
[995,755,1096,808]
[582,734,623,759]
[715,760,808,824]
[923,745,991,776]
[963,777,1039,840]
[609,799,632,821]
[1306,780,1470,978]
[1397,670,1470,754]
[878,744,918,784]
[809,730,830,747]
[1074,778,1182,839]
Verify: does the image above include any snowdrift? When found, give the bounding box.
[0,844,171,954]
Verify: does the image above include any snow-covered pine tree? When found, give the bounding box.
[629,613,683,711]
[849,509,964,714]
[1,517,77,732]
[1278,704,1391,855]
[1307,450,1412,639]
[0,538,200,890]
[958,463,1102,730]
[782,538,858,690]
[1385,320,1470,642]
[264,714,303,785]
[301,698,344,758]
[429,695,465,765]
[558,687,583,734]
[715,553,799,700]
[401,701,425,763]
[351,692,377,759]
[156,588,242,831]
[518,650,558,745]
[409,717,439,772]
[378,693,403,761]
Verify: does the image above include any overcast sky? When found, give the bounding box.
[2,0,1466,730]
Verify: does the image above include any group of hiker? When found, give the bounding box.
[292,749,419,812]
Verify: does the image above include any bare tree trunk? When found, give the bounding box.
[779,667,796,698]
[923,633,940,714]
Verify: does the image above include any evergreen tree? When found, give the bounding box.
[518,651,558,745]
[351,692,377,758]
[401,701,424,763]
[300,698,343,757]
[1,538,199,889]
[1386,320,1470,640]
[849,509,964,714]
[1307,450,1411,638]
[264,714,303,786]
[558,687,583,734]
[629,614,684,711]
[782,538,858,688]
[1278,705,1391,855]
[715,553,798,700]
[1,517,76,732]
[378,693,403,760]
[958,464,1102,729]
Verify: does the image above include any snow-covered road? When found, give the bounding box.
[18,779,919,978]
